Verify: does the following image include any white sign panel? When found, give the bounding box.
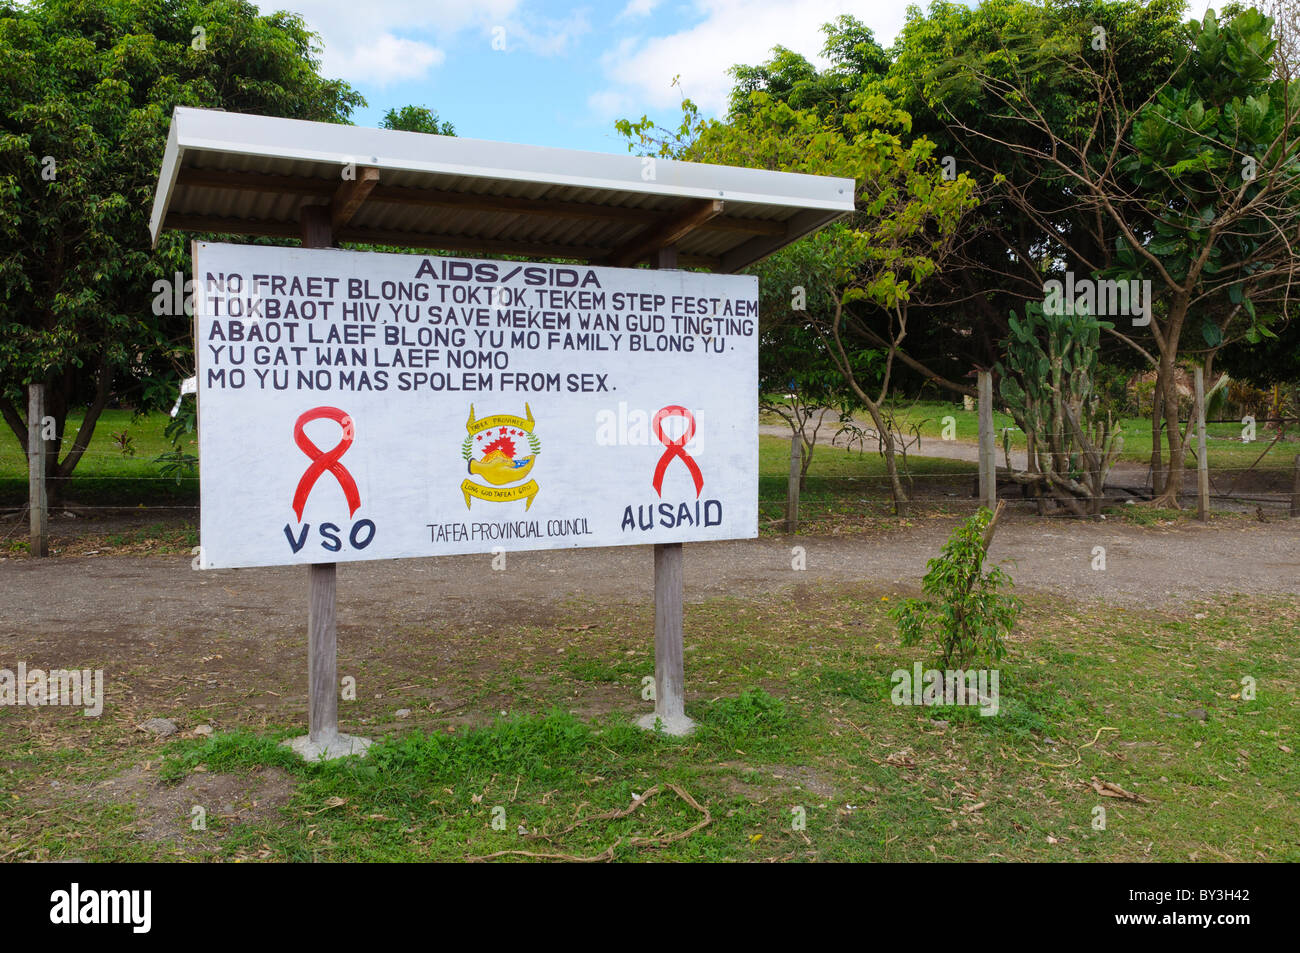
[192,242,758,569]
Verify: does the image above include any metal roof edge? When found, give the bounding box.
[161,107,857,214]
[148,119,183,246]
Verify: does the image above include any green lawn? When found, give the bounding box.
[0,410,972,514]
[0,408,197,506]
[6,401,1283,519]
[3,588,1294,861]
[758,432,975,525]
[885,400,1298,470]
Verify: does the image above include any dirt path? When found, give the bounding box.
[2,516,1296,647]
[0,512,1293,748]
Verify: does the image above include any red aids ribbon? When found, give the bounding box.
[652,405,704,498]
[292,406,361,521]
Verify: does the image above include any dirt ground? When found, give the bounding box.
[4,507,1299,617]
[2,511,1297,711]
[2,507,1297,860]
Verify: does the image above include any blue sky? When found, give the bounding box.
[263,0,921,154]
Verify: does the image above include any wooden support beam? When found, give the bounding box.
[176,168,334,197]
[676,254,722,270]
[607,200,723,268]
[164,212,724,268]
[307,560,338,743]
[369,184,660,224]
[719,207,825,273]
[331,166,379,234]
[370,185,779,235]
[336,225,606,262]
[285,203,369,761]
[164,213,302,239]
[711,218,785,237]
[649,541,688,730]
[174,168,782,235]
[301,204,337,752]
[300,204,333,248]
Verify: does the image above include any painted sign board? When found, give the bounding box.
[191,242,758,569]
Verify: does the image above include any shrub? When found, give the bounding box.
[890,507,1020,668]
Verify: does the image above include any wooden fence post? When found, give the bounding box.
[1290,454,1299,519]
[786,431,801,533]
[1194,368,1209,522]
[638,244,694,735]
[977,370,996,511]
[27,383,48,557]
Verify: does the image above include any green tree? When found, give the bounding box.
[0,0,363,501]
[619,51,978,516]
[883,0,1192,376]
[691,91,977,514]
[925,4,1300,506]
[728,15,890,123]
[380,105,455,136]
[754,237,864,492]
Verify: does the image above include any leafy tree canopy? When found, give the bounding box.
[380,104,455,136]
[0,0,363,491]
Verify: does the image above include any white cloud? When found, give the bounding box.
[254,0,519,86]
[619,0,661,18]
[500,9,593,57]
[252,1,595,86]
[334,34,446,86]
[587,88,633,117]
[594,0,915,118]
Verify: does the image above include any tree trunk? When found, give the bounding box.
[1152,354,1185,507]
[862,403,908,516]
[1150,384,1165,498]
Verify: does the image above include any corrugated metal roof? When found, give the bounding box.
[150,107,854,272]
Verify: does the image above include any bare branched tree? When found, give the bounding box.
[933,9,1300,506]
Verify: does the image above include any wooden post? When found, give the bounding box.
[977,370,996,511]
[308,561,338,743]
[300,204,332,249]
[302,205,339,747]
[27,383,47,557]
[284,201,370,759]
[786,431,801,533]
[1291,454,1300,519]
[651,541,687,727]
[639,243,694,735]
[1194,368,1209,522]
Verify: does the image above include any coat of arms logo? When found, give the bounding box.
[461,403,541,510]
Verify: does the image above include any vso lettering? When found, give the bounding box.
[283,519,377,554]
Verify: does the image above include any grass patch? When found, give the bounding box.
[1106,505,1187,526]
[883,400,1297,470]
[757,434,976,529]
[0,409,197,507]
[6,587,1295,862]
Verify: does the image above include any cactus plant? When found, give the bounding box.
[995,302,1122,516]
